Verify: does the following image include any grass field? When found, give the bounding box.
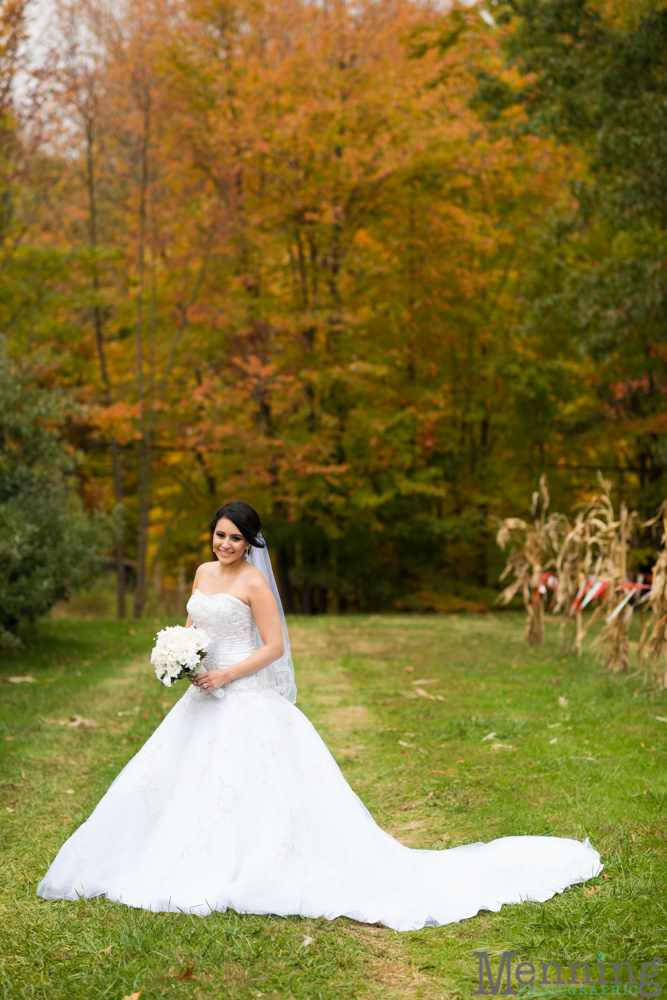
[0,612,665,1000]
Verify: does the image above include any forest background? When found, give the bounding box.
[2,0,667,623]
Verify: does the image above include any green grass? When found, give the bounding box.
[1,613,665,1000]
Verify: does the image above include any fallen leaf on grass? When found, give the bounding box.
[336,745,367,757]
[176,966,195,981]
[399,794,433,811]
[549,737,558,744]
[42,715,96,729]
[410,685,437,699]
[99,945,113,956]
[603,874,612,881]
[410,677,445,701]
[654,716,667,724]
[5,807,14,813]
[69,715,96,729]
[398,740,415,748]
[63,789,74,795]
[431,769,446,774]
[490,743,516,751]
[481,732,497,741]
[10,783,23,790]
[558,696,569,708]
[122,993,142,1000]
[583,887,599,898]
[301,936,314,948]
[7,676,36,684]
[547,723,561,729]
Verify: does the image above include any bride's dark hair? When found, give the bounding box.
[210,500,266,549]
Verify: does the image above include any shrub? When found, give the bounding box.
[0,346,106,645]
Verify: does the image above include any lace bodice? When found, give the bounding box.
[186,589,273,695]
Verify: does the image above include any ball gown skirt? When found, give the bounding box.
[37,591,602,931]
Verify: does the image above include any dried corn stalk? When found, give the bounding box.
[585,476,640,673]
[639,508,667,689]
[553,511,596,656]
[495,476,568,645]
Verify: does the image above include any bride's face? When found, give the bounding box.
[212,518,248,567]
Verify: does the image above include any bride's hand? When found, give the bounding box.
[192,669,227,691]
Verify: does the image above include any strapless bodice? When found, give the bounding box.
[186,589,272,695]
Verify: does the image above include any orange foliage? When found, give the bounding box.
[5,0,583,612]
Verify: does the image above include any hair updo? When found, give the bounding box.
[210,500,266,549]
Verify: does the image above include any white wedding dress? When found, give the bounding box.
[38,591,602,931]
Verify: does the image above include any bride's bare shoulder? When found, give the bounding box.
[244,564,271,592]
[194,561,219,582]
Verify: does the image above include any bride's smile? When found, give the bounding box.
[212,518,249,565]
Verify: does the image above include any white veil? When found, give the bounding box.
[247,534,297,703]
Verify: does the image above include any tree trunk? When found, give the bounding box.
[134,85,151,619]
[177,565,186,614]
[276,543,296,614]
[301,582,312,615]
[85,107,126,618]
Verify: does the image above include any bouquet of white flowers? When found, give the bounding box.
[151,625,224,698]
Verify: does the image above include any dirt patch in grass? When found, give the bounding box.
[325,704,372,731]
[344,926,451,1000]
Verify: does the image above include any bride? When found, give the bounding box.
[38,500,601,931]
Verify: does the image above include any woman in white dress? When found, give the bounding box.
[38,500,602,931]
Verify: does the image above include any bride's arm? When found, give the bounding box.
[191,576,284,689]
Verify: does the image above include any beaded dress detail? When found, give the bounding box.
[186,590,272,695]
[38,596,602,930]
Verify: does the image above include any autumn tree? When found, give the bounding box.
[5,0,621,615]
[490,0,667,515]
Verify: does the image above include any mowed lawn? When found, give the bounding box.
[0,612,665,1000]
